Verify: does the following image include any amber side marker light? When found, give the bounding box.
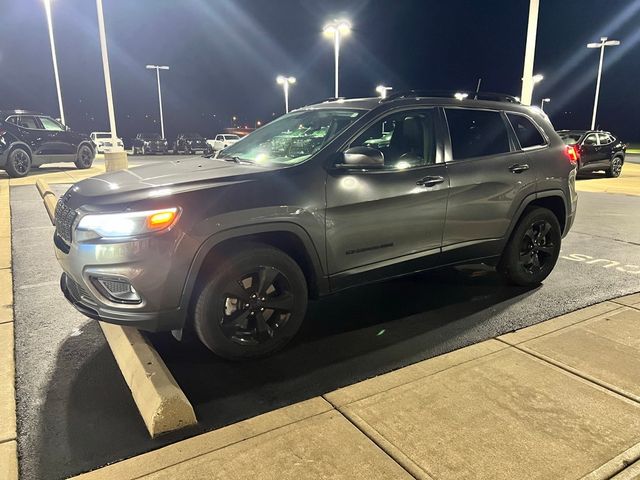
[146,209,178,230]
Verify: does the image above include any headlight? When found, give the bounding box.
[143,141,150,146]
[76,208,180,238]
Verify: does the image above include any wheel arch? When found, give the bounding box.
[506,190,568,241]
[180,223,328,319]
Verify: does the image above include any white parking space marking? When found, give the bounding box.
[561,253,640,275]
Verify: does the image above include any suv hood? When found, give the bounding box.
[66,157,271,207]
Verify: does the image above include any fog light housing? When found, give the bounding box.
[91,277,142,304]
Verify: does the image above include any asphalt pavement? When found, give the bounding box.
[10,177,640,479]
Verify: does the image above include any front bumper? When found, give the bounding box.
[60,273,181,331]
[55,229,190,332]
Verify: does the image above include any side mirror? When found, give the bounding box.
[338,146,384,169]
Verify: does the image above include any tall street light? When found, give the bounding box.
[520,0,540,105]
[323,19,351,98]
[146,65,169,139]
[540,97,550,111]
[43,0,65,124]
[276,75,296,113]
[587,37,620,130]
[376,85,392,99]
[96,0,126,171]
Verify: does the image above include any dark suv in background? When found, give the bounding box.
[558,129,626,177]
[0,110,94,177]
[54,91,577,360]
[132,132,168,155]
[173,133,209,154]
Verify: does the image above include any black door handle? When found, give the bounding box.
[509,163,530,174]
[416,175,445,187]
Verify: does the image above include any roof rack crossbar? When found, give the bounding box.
[382,90,520,104]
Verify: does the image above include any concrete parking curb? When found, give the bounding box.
[0,179,17,480]
[99,323,197,437]
[35,180,197,438]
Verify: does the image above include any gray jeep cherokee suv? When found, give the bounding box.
[54,91,577,360]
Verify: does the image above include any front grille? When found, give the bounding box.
[54,199,77,244]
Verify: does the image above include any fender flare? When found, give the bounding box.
[178,222,329,313]
[504,189,569,242]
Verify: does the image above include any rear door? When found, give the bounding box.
[442,108,537,255]
[325,107,449,283]
[12,115,47,158]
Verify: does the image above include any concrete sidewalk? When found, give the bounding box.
[71,294,640,480]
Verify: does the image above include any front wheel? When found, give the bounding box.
[74,144,94,169]
[498,207,561,287]
[606,156,623,178]
[193,243,308,360]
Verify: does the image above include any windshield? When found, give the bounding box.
[559,132,583,144]
[219,109,363,165]
[94,133,111,139]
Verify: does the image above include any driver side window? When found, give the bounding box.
[584,134,598,146]
[351,109,436,169]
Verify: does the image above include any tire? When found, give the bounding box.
[498,207,561,287]
[74,144,94,169]
[193,243,308,360]
[5,147,31,178]
[606,155,623,178]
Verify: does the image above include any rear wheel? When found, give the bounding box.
[74,144,94,169]
[193,243,308,360]
[606,156,623,178]
[5,147,31,178]
[499,207,561,287]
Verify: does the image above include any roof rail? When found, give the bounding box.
[382,90,520,104]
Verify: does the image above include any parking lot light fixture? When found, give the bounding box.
[541,97,550,111]
[454,92,469,101]
[323,19,351,98]
[43,0,65,125]
[146,65,169,139]
[375,85,392,99]
[587,37,621,130]
[276,75,296,113]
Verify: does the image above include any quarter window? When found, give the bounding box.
[39,116,64,131]
[506,114,546,148]
[351,109,437,169]
[445,109,511,160]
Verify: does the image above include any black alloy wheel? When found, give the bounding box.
[74,144,94,169]
[499,207,561,287]
[6,148,31,178]
[193,243,308,360]
[606,156,623,178]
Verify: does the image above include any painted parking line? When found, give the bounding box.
[560,253,640,275]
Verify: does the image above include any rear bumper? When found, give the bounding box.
[60,272,183,331]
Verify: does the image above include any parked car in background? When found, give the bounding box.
[132,133,168,155]
[90,132,124,154]
[173,133,210,154]
[207,133,240,152]
[0,109,94,178]
[557,129,626,177]
[54,91,577,360]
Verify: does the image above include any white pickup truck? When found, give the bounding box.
[206,134,240,152]
[90,132,124,153]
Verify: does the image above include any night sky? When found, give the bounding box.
[1,0,639,142]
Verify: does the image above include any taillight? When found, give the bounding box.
[564,144,579,164]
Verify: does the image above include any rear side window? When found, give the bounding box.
[17,116,40,129]
[445,109,511,160]
[506,114,546,148]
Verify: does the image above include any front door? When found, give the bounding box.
[325,108,449,284]
[38,116,77,159]
[580,133,606,169]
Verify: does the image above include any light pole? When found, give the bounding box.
[146,65,169,139]
[276,75,296,113]
[587,37,620,130]
[96,0,126,170]
[43,0,65,124]
[520,0,540,106]
[323,19,351,98]
[375,85,392,99]
[540,98,550,111]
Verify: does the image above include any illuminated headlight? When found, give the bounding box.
[76,208,180,238]
[143,141,150,146]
